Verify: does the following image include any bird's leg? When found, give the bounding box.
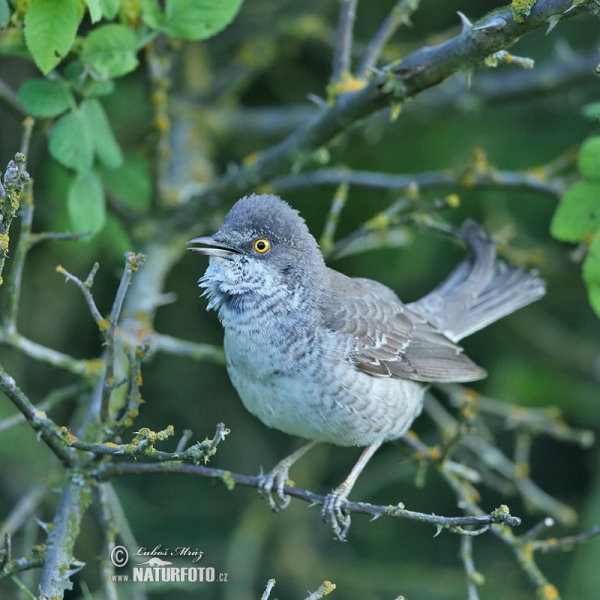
[322,441,382,541]
[258,440,318,511]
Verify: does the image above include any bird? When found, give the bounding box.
[188,193,545,540]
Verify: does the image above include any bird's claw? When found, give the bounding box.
[322,484,351,541]
[257,464,291,511]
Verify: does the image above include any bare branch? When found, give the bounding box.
[0,370,78,467]
[331,0,358,82]
[358,0,421,76]
[180,0,589,218]
[38,474,90,598]
[95,459,520,533]
[271,165,566,198]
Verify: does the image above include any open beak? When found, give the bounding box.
[187,236,240,258]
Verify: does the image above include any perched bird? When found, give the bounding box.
[188,194,545,539]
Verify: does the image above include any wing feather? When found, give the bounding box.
[324,283,486,383]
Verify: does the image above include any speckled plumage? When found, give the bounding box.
[192,194,545,448]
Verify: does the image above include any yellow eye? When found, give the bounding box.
[253,238,270,253]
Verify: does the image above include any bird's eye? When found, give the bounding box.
[253,238,270,253]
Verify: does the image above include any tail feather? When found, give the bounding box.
[408,221,545,342]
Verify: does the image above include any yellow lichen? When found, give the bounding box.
[537,584,559,599]
[327,73,367,102]
[511,0,537,23]
[243,152,260,167]
[445,194,460,208]
[221,471,235,490]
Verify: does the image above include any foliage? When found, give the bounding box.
[551,135,600,316]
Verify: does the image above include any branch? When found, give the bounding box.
[95,460,520,534]
[271,165,567,197]
[178,0,589,220]
[0,153,30,283]
[38,473,90,598]
[331,0,358,82]
[358,0,421,76]
[0,369,78,467]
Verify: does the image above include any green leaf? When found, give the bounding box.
[98,0,119,19]
[67,169,106,235]
[583,232,600,317]
[578,136,600,181]
[0,0,10,27]
[85,0,102,23]
[141,0,164,29]
[161,0,244,40]
[49,109,94,172]
[550,180,600,242]
[81,24,139,78]
[80,98,123,169]
[101,154,151,210]
[18,79,73,118]
[24,0,82,75]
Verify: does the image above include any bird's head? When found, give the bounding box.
[188,194,325,312]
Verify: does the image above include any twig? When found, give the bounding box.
[424,394,578,525]
[271,166,566,197]
[439,383,595,447]
[331,0,358,82]
[261,579,277,600]
[305,581,336,600]
[460,535,483,600]
[0,549,45,581]
[319,182,349,256]
[328,195,458,260]
[56,263,104,325]
[148,333,226,364]
[101,252,147,422]
[145,41,174,207]
[0,330,102,378]
[0,486,47,538]
[94,459,520,533]
[531,525,600,552]
[358,0,421,76]
[0,369,77,467]
[0,78,25,117]
[66,422,229,465]
[0,384,81,432]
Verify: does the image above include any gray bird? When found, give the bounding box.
[188,193,545,540]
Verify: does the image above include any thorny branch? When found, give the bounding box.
[179,0,592,218]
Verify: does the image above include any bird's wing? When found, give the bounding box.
[323,282,486,383]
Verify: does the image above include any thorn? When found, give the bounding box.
[546,14,562,34]
[370,513,382,521]
[433,525,443,538]
[460,67,473,89]
[366,66,384,76]
[473,17,506,32]
[457,11,472,32]
[307,500,321,508]
[35,518,51,533]
[306,93,329,108]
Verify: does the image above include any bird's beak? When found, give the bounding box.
[187,236,240,258]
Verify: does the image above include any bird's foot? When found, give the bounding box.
[257,464,292,512]
[322,482,351,541]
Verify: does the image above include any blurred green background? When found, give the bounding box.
[1,0,600,598]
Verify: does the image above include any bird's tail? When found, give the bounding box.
[408,221,545,342]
